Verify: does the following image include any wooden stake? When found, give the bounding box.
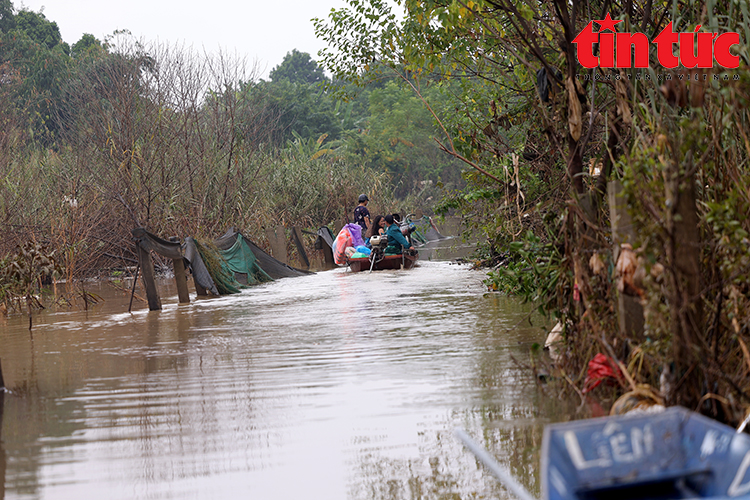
[291,227,310,269]
[265,226,288,264]
[173,257,190,304]
[26,294,32,332]
[136,241,161,311]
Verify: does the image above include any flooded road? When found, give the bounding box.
[1,251,560,500]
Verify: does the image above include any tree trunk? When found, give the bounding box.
[665,154,703,408]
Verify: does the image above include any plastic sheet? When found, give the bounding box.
[582,353,624,393]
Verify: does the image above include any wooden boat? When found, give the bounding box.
[543,406,750,500]
[347,231,419,273]
[347,251,418,273]
[457,406,750,500]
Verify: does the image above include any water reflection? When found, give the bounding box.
[1,261,563,500]
[416,237,476,263]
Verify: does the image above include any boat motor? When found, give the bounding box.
[369,235,389,251]
[399,223,417,249]
[400,223,416,236]
[368,235,389,272]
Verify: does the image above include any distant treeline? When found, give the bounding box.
[0,0,465,279]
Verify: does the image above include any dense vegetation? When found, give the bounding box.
[315,0,750,420]
[0,0,463,294]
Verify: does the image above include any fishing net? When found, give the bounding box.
[406,216,447,244]
[214,229,309,281]
[214,231,273,286]
[183,237,220,295]
[133,227,311,296]
[193,239,243,295]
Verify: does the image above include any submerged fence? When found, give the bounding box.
[131,227,314,311]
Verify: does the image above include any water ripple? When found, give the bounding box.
[1,260,550,500]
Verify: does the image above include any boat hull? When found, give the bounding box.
[542,406,750,500]
[348,252,418,272]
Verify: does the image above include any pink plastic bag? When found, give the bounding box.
[333,227,353,265]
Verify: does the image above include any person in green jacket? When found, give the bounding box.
[383,214,414,254]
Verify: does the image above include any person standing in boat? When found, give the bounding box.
[353,194,371,234]
[383,214,414,253]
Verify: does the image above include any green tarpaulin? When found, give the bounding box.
[132,227,310,296]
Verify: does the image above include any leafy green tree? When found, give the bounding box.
[0,0,14,33]
[250,52,343,145]
[0,12,71,144]
[14,9,65,51]
[71,33,103,59]
[361,79,463,195]
[270,49,327,85]
[315,1,513,190]
[331,79,371,131]
[264,78,342,143]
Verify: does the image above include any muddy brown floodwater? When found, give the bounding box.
[1,239,569,500]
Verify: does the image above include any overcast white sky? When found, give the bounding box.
[16,0,350,78]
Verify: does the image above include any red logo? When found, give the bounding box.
[572,13,740,69]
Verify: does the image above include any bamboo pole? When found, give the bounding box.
[128,265,140,313]
[454,428,538,500]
